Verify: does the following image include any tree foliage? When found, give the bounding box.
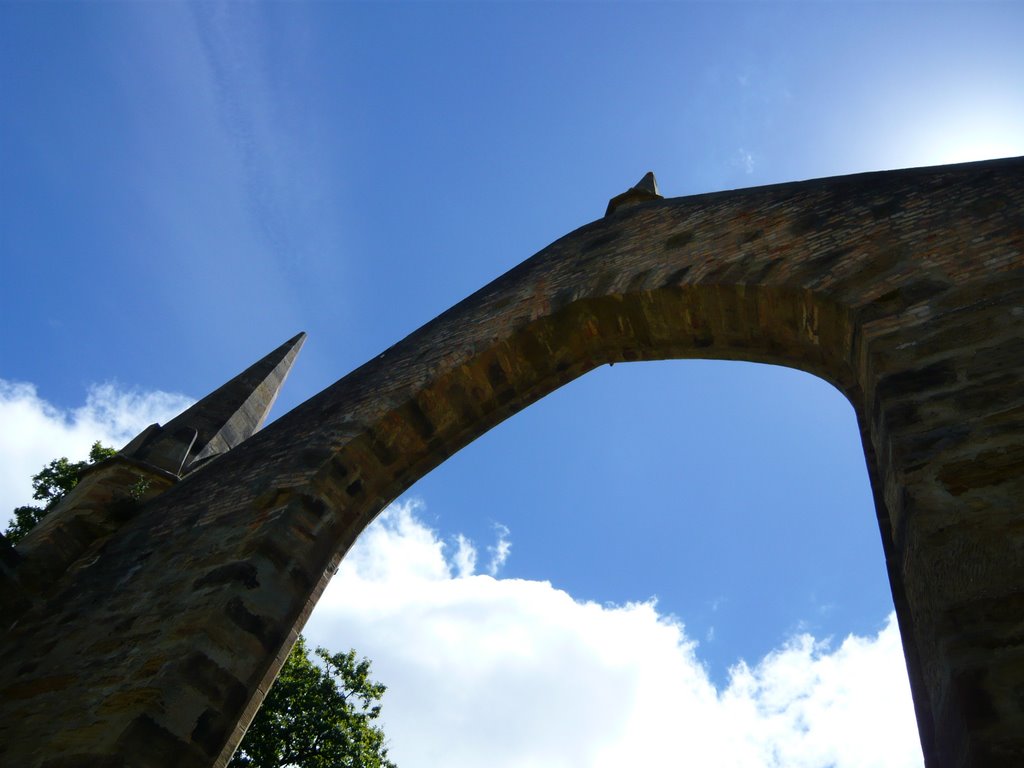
[4,441,116,544]
[230,636,396,768]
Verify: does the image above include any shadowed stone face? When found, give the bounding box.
[0,158,1021,768]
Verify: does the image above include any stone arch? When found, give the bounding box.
[1,157,1020,768]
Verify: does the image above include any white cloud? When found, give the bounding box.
[735,147,756,174]
[452,534,477,578]
[0,379,193,518]
[486,522,511,576]
[306,502,924,768]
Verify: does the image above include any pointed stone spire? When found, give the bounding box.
[634,171,660,196]
[123,332,307,475]
[605,171,664,217]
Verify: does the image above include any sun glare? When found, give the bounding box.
[911,100,1024,166]
[925,131,1024,165]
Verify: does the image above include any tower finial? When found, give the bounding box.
[121,332,307,475]
[605,171,663,216]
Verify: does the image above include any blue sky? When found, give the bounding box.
[2,3,1022,766]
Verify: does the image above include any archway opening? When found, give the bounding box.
[304,359,924,767]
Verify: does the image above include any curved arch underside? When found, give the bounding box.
[1,157,1022,768]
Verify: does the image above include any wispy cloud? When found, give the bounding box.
[186,2,344,274]
[486,522,511,576]
[735,147,756,174]
[307,502,924,768]
[452,533,477,578]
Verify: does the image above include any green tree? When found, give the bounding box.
[5,445,396,768]
[4,441,116,544]
[231,636,396,768]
